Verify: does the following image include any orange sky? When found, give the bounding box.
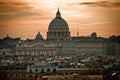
[0,0,120,39]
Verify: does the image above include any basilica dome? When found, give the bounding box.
[47,9,71,41]
[48,9,69,30]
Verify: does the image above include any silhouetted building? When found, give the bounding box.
[15,9,120,56]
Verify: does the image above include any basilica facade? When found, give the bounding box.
[15,9,120,57]
[16,9,75,57]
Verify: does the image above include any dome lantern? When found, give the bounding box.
[56,8,61,17]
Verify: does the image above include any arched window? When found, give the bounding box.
[47,69,50,72]
[36,69,38,72]
[53,69,57,72]
[66,72,68,75]
[30,69,32,73]
[41,69,44,73]
[3,51,5,55]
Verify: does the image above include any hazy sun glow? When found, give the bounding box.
[0,0,120,39]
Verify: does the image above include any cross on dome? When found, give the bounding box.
[56,8,61,17]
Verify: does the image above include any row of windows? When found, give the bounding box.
[29,68,57,73]
[48,32,69,37]
[76,48,106,50]
[0,68,26,70]
[17,50,56,55]
[78,43,106,45]
[77,47,106,50]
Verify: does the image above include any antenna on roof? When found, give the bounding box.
[77,26,79,37]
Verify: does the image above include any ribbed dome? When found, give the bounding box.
[48,9,69,30]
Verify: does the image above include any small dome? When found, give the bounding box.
[91,32,97,38]
[3,34,12,40]
[48,9,69,30]
[35,32,43,41]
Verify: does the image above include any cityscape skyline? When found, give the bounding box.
[0,1,120,79]
[0,0,120,39]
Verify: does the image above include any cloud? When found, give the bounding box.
[80,1,120,9]
[0,1,33,12]
[0,1,36,20]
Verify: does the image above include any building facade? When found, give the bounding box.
[73,33,107,55]
[15,9,120,56]
[27,62,58,73]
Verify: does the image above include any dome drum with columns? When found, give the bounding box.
[47,9,71,41]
